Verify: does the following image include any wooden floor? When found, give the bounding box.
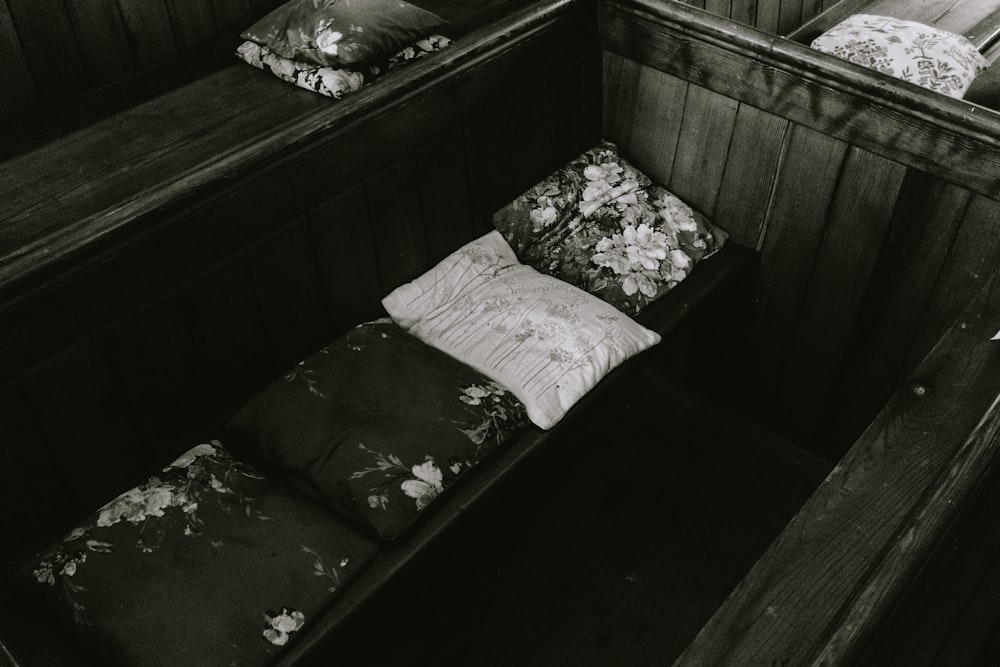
[308,365,829,666]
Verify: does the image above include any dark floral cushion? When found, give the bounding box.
[492,141,728,315]
[226,319,530,540]
[810,14,989,98]
[10,441,378,666]
[235,34,451,100]
[241,0,447,70]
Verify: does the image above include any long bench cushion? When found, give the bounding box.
[10,441,378,667]
[492,141,728,315]
[382,231,662,430]
[227,319,531,541]
[810,14,989,98]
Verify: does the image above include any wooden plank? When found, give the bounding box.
[712,102,790,248]
[729,0,757,27]
[165,0,218,50]
[5,0,90,102]
[180,253,275,414]
[465,101,516,236]
[667,83,739,217]
[0,0,39,123]
[416,127,477,264]
[800,0,824,26]
[602,51,644,155]
[212,0,252,35]
[309,184,386,333]
[704,0,732,18]
[754,0,780,32]
[65,0,134,85]
[754,123,848,397]
[248,218,330,369]
[365,156,429,292]
[599,0,1000,200]
[904,194,1000,374]
[778,147,908,441]
[778,1,801,35]
[116,0,178,68]
[830,174,973,447]
[509,73,562,196]
[676,268,1000,666]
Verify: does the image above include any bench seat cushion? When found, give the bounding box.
[492,141,727,315]
[227,319,531,541]
[810,14,989,98]
[10,441,378,667]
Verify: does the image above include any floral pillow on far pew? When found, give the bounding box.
[493,141,728,315]
[810,14,989,98]
[226,319,530,541]
[10,441,378,666]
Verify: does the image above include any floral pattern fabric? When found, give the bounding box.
[236,34,451,100]
[810,14,989,98]
[12,441,377,666]
[227,319,530,540]
[493,141,727,315]
[382,231,662,430]
[240,0,448,69]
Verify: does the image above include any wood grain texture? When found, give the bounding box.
[65,0,134,85]
[599,0,1000,200]
[668,83,739,217]
[365,156,429,292]
[309,184,386,334]
[675,268,1000,666]
[778,147,907,439]
[0,0,38,123]
[754,123,848,398]
[711,102,790,248]
[116,0,179,69]
[728,0,757,27]
[5,0,90,102]
[165,0,218,50]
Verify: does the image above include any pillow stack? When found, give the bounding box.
[236,0,450,99]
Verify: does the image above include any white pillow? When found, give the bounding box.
[382,231,661,429]
[810,14,989,99]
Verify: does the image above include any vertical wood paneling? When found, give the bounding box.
[829,173,974,446]
[704,0,732,18]
[903,194,1000,373]
[621,63,689,188]
[181,253,274,414]
[712,103,790,248]
[309,184,385,334]
[23,337,144,511]
[730,0,758,26]
[165,0,218,50]
[755,124,848,395]
[465,102,515,235]
[117,0,178,68]
[800,0,824,25]
[365,156,429,292]
[6,0,90,102]
[779,2,802,34]
[778,148,907,439]
[602,52,643,151]
[668,84,739,217]
[212,0,252,34]
[755,1,781,33]
[0,382,65,566]
[0,0,38,123]
[509,74,562,196]
[417,127,476,264]
[65,1,134,85]
[248,218,330,368]
[104,291,205,453]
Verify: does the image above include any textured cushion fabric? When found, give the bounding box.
[11,441,377,667]
[492,141,727,315]
[235,34,451,100]
[227,320,530,540]
[241,0,447,70]
[810,14,989,98]
[382,231,662,430]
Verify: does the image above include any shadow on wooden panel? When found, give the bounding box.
[416,126,476,264]
[365,156,429,293]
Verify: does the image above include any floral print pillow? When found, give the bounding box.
[810,14,989,98]
[10,441,377,666]
[236,34,451,100]
[382,232,662,430]
[241,0,447,70]
[226,320,529,540]
[493,141,728,315]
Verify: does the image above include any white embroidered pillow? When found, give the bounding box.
[810,14,989,98]
[382,231,661,429]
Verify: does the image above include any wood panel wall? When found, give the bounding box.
[602,0,1000,460]
[0,41,599,573]
[683,0,839,33]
